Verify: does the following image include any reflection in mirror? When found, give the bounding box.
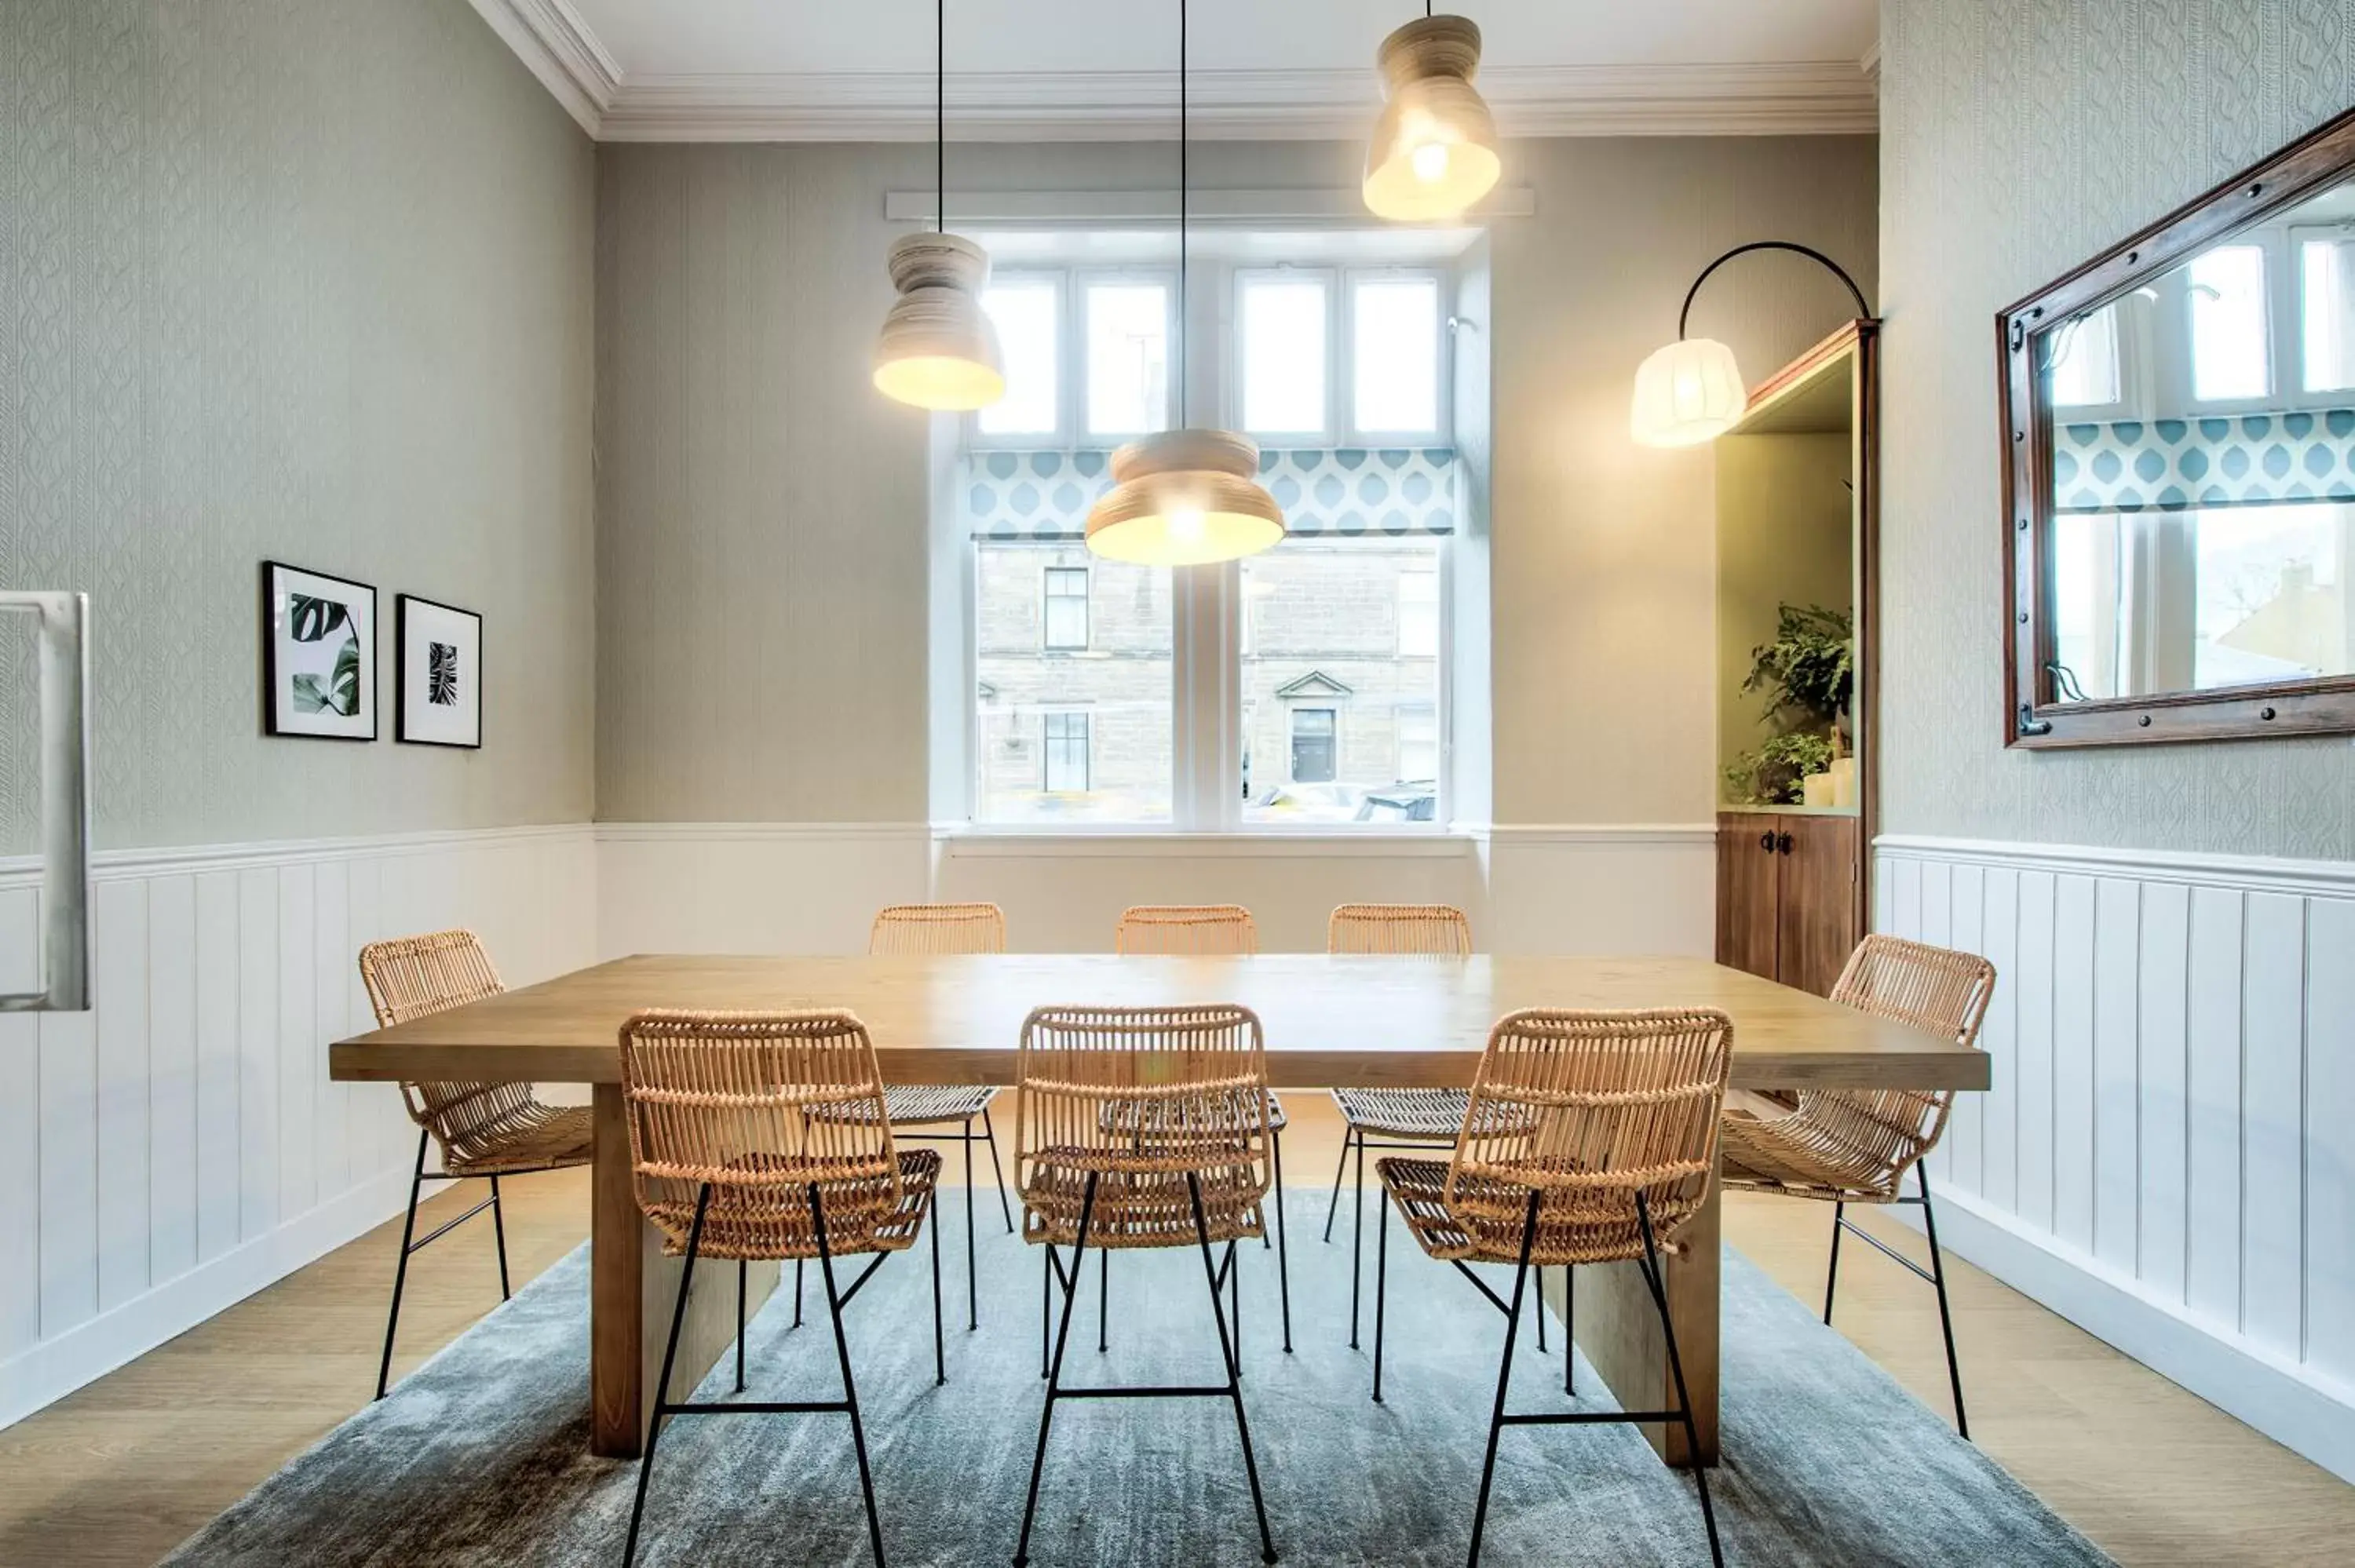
[2039,174,2355,702]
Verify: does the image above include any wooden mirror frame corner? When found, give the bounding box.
[1998,104,2355,749]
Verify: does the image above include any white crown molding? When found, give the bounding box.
[1858,39,1882,78]
[599,61,1877,143]
[466,0,622,135]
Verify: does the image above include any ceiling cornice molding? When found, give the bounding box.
[466,0,622,133]
[585,60,1876,144]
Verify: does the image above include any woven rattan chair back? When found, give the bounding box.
[619,1008,906,1261]
[1444,1008,1734,1266]
[1327,903,1472,956]
[1115,904,1258,956]
[869,901,1007,956]
[358,930,544,1166]
[1014,1004,1273,1246]
[1798,935,1998,1189]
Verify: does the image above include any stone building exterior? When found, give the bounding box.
[976,538,1442,822]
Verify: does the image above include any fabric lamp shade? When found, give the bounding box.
[1629,337,1747,447]
[1363,16,1502,222]
[1085,428,1287,567]
[873,232,1006,411]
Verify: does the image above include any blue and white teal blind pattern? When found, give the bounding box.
[964,447,1459,542]
[2054,411,2355,512]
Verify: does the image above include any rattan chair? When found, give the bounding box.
[357,930,594,1401]
[1010,1004,1279,1566]
[1718,933,1996,1438]
[807,903,1013,1336]
[1373,1008,1732,1568]
[1112,904,1293,1353]
[1318,905,1533,1358]
[619,1008,944,1568]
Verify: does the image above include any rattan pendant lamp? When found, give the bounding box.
[1362,5,1501,221]
[1083,0,1285,567]
[872,0,1006,410]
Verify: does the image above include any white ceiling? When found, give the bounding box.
[469,0,1880,141]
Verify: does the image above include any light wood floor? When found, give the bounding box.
[2,1097,2349,1566]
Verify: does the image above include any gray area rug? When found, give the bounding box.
[164,1198,2112,1566]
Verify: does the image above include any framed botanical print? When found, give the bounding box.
[396,593,483,748]
[261,561,377,741]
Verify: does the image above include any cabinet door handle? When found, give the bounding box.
[1760,832,1775,852]
[1776,832,1794,855]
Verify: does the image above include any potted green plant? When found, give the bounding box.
[1725,603,1852,804]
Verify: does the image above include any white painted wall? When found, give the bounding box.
[1876,836,2355,1484]
[0,826,597,1431]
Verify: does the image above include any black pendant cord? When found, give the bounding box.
[1676,240,1872,339]
[1178,0,1189,419]
[936,0,945,232]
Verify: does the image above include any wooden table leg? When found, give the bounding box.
[590,1084,780,1457]
[1548,1181,1720,1468]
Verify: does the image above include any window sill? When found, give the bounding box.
[934,826,1476,859]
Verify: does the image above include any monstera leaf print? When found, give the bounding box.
[291,633,362,716]
[289,593,349,645]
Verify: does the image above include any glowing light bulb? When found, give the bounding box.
[1169,507,1207,544]
[1410,141,1451,184]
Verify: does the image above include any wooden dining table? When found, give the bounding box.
[329,951,1987,1465]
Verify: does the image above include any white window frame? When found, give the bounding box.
[1232,266,1340,446]
[2291,220,2355,400]
[973,269,1070,450]
[1344,268,1451,447]
[971,267,1179,451]
[1228,265,1452,448]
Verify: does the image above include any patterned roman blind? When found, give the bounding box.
[2054,410,2355,512]
[965,447,1459,542]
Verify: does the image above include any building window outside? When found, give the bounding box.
[1290,708,1337,783]
[1042,709,1092,793]
[1043,566,1090,651]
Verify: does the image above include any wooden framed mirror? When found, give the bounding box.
[2000,106,2355,747]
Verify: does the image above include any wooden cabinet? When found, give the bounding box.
[1715,811,1859,997]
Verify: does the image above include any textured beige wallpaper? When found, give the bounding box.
[593,137,1879,828]
[1881,0,2355,857]
[0,0,597,853]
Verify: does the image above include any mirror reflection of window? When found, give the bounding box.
[2049,304,2122,407]
[2300,230,2355,392]
[2188,243,2273,402]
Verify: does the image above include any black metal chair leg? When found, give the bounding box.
[1918,1166,1969,1439]
[623,1183,710,1568]
[1824,1198,1845,1324]
[981,1107,1015,1234]
[1565,1267,1575,1396]
[1188,1173,1278,1565]
[736,1258,747,1392]
[809,1183,889,1568]
[1636,1191,1724,1568]
[932,1180,947,1387]
[1464,1188,1539,1568]
[489,1174,511,1300]
[374,1129,430,1401]
[794,1256,805,1329]
[963,1116,980,1332]
[1535,1265,1548,1353]
[1269,1126,1292,1354]
[1372,1184,1390,1404]
[1321,1123,1353,1243]
[1261,1127,1278,1249]
[1014,1176,1097,1567]
[1349,1129,1366,1349]
[1230,1240,1243,1376]
[1098,1245,1110,1355]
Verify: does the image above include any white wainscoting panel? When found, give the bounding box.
[0,825,596,1431]
[1875,834,2355,1482]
